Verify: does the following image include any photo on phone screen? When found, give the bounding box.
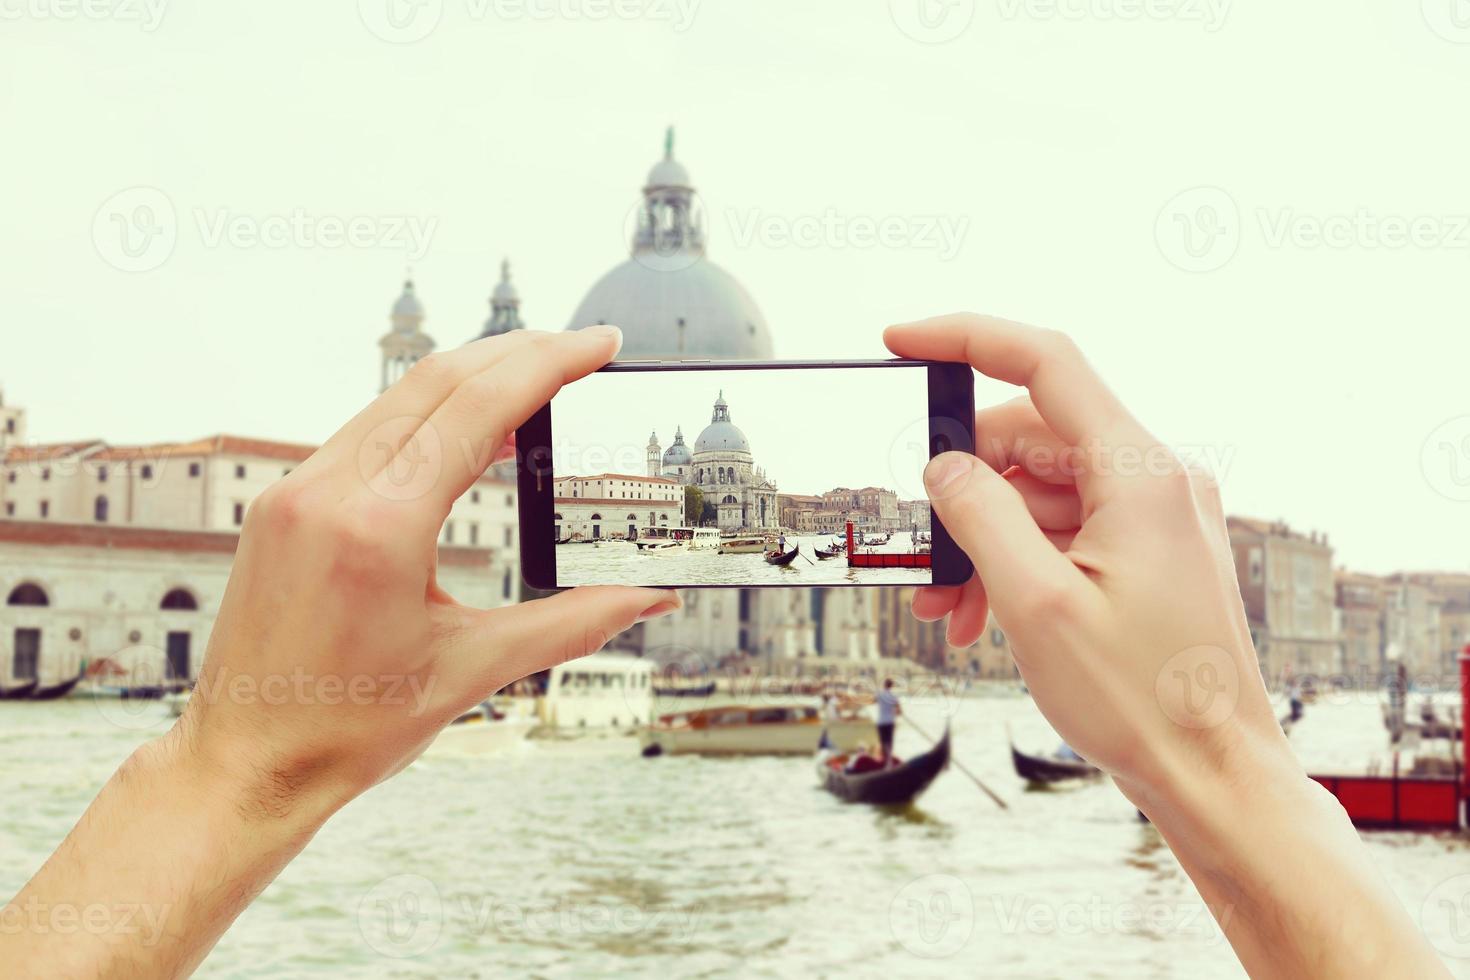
[524,361,973,589]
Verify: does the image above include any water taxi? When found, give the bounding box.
[640,703,877,756]
[425,699,536,758]
[538,652,654,730]
[636,526,721,553]
[717,534,768,554]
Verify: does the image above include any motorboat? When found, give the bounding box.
[640,703,876,757]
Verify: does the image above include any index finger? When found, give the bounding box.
[884,313,1152,451]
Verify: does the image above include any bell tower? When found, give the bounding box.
[0,385,25,452]
[379,279,436,392]
[646,431,661,477]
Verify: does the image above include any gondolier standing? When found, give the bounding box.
[876,678,900,767]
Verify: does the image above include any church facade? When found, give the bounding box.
[647,391,779,531]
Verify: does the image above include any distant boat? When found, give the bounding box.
[717,535,767,554]
[30,671,85,701]
[653,680,716,698]
[0,679,38,701]
[641,703,875,757]
[424,701,536,758]
[1008,731,1102,785]
[817,727,951,805]
[813,547,838,559]
[765,544,799,566]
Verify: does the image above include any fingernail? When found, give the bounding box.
[584,324,623,354]
[636,594,682,623]
[924,453,975,497]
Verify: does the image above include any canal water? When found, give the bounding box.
[557,532,933,587]
[2,694,1467,978]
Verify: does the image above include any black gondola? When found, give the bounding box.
[555,535,574,545]
[765,545,799,566]
[0,679,40,701]
[30,671,85,701]
[814,547,837,559]
[817,727,950,805]
[1009,740,1102,784]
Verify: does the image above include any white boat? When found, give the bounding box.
[164,690,190,717]
[538,653,654,731]
[717,535,768,554]
[425,701,536,757]
[640,703,878,756]
[635,526,721,553]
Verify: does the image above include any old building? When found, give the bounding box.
[552,473,686,541]
[1335,570,1387,682]
[642,392,779,531]
[1227,516,1341,681]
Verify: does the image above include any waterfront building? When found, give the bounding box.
[552,473,685,540]
[0,393,518,690]
[1227,516,1342,681]
[898,499,932,533]
[1336,570,1388,681]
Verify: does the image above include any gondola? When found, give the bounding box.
[814,547,838,559]
[30,671,85,701]
[0,679,39,701]
[765,545,799,566]
[1009,738,1102,785]
[555,535,574,545]
[817,727,950,805]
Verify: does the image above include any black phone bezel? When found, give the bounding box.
[515,358,975,591]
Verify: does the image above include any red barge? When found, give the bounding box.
[844,522,931,570]
[1308,648,1467,831]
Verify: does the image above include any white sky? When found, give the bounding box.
[551,366,932,497]
[2,2,1468,573]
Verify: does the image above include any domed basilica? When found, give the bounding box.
[647,391,779,531]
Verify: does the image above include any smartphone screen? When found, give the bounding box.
[521,360,973,589]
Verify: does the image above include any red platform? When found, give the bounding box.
[1308,649,1468,831]
[845,522,932,569]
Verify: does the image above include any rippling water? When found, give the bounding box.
[2,694,1467,978]
[558,532,933,587]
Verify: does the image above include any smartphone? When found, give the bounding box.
[515,358,974,590]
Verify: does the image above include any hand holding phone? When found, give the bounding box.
[515,359,975,590]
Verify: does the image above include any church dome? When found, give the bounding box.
[565,128,774,360]
[693,390,750,454]
[662,427,693,466]
[392,280,424,322]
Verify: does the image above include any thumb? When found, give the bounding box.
[925,452,1078,613]
[450,586,681,695]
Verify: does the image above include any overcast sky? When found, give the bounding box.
[553,366,931,497]
[3,2,1468,573]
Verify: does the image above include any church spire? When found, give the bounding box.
[479,257,526,340]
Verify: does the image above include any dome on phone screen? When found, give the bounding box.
[694,390,751,454]
[565,128,774,360]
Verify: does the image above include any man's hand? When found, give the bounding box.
[1,327,680,979]
[888,313,1449,980]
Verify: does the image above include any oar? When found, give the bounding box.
[903,716,1008,810]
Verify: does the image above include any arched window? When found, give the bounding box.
[94,495,109,522]
[161,588,198,611]
[723,495,737,505]
[6,583,48,607]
